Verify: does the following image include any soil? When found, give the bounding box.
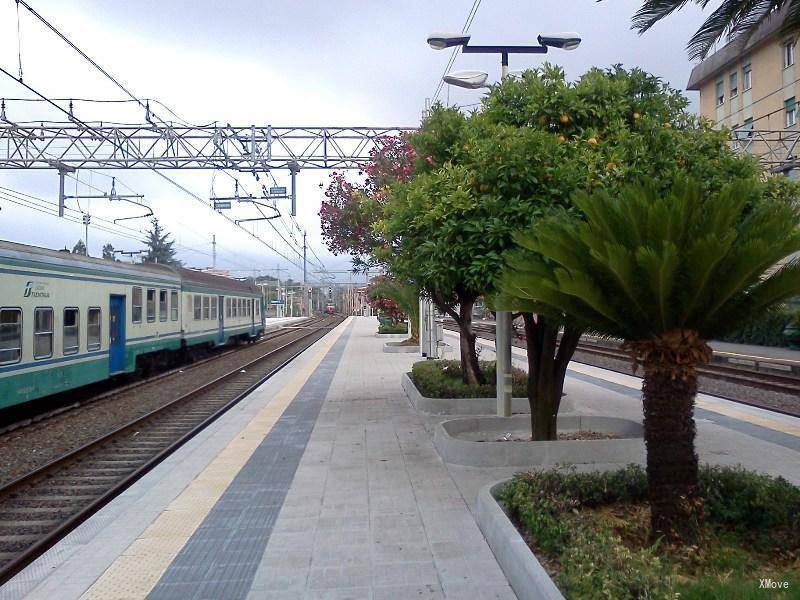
[488,430,620,442]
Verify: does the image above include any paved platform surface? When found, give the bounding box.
[4,317,514,600]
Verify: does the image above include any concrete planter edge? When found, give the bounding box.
[383,342,420,354]
[476,480,565,600]
[434,414,645,467]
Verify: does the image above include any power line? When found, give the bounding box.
[432,0,483,103]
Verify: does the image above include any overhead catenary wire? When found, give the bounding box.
[6,1,330,279]
[431,0,483,104]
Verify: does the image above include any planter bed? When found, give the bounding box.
[375,332,409,339]
[476,480,564,600]
[434,414,643,467]
[495,466,800,599]
[402,371,535,415]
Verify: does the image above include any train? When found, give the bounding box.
[325,303,336,315]
[0,240,265,410]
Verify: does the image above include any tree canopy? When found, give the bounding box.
[142,217,181,267]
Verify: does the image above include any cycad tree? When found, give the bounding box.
[499,177,800,541]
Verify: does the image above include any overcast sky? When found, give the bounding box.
[0,0,710,283]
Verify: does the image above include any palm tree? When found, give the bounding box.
[499,177,800,541]
[623,1,799,60]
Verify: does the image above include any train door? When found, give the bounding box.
[250,298,256,337]
[109,294,126,374]
[218,295,225,345]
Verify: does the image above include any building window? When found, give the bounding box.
[132,287,142,323]
[63,308,79,355]
[146,289,156,322]
[33,307,53,359]
[784,40,795,68]
[210,297,218,321]
[170,291,179,321]
[0,308,22,364]
[87,308,101,351]
[729,72,738,97]
[786,97,796,127]
[743,64,752,90]
[715,80,724,106]
[159,290,168,321]
[202,296,210,320]
[193,295,201,320]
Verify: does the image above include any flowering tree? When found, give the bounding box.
[319,136,415,260]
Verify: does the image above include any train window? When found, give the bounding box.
[132,287,143,323]
[226,297,231,318]
[146,289,156,323]
[238,298,243,316]
[247,299,252,317]
[87,308,101,351]
[33,307,53,359]
[159,290,168,322]
[255,301,259,316]
[210,297,217,320]
[0,309,22,364]
[193,295,201,321]
[170,291,179,321]
[63,308,79,355]
[202,296,210,320]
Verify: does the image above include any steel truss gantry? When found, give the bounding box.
[729,128,800,173]
[0,123,416,171]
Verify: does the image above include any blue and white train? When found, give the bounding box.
[0,240,265,409]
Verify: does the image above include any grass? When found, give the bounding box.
[498,465,800,599]
[410,359,528,398]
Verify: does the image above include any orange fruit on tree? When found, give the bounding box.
[587,137,598,146]
[560,114,570,125]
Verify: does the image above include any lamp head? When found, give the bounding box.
[443,70,489,89]
[537,32,581,51]
[427,32,471,50]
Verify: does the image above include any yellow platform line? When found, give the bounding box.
[79,318,350,600]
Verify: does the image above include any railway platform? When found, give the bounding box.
[2,316,798,600]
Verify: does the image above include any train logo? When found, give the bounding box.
[23,281,50,299]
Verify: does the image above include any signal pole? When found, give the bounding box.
[303,230,308,316]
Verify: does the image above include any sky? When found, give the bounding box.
[0,0,711,283]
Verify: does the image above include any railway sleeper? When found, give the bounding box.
[0,534,41,552]
[0,506,76,521]
[4,495,98,507]
[0,520,61,536]
[43,476,124,487]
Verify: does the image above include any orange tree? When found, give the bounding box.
[384,64,791,434]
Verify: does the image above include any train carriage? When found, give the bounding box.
[0,241,182,409]
[178,268,264,348]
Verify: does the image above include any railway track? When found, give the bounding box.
[444,321,800,416]
[0,314,342,586]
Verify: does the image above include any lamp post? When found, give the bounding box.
[427,29,581,418]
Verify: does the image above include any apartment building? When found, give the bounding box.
[687,8,798,137]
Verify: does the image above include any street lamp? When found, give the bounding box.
[428,31,581,78]
[442,70,489,89]
[427,27,582,419]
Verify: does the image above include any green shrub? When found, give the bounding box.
[410,359,527,398]
[719,309,792,347]
[378,323,408,334]
[498,465,800,599]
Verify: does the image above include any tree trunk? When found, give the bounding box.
[641,360,702,542]
[523,313,584,441]
[458,300,483,386]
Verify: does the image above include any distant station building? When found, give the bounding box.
[687,7,800,177]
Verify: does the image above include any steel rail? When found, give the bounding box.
[0,315,342,585]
